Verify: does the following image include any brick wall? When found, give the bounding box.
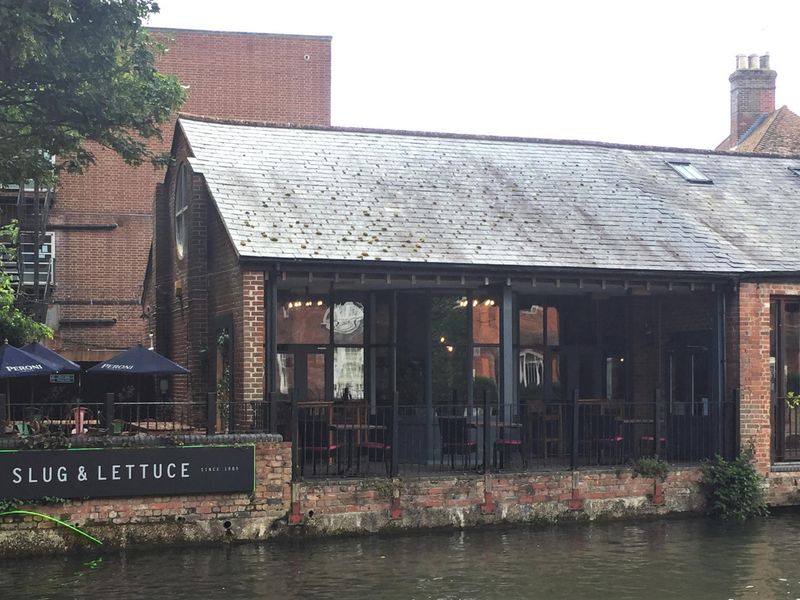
[0,441,291,555]
[296,468,705,534]
[51,29,331,360]
[737,282,800,473]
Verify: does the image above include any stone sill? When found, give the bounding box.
[770,462,800,473]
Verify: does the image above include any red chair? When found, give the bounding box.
[639,435,667,457]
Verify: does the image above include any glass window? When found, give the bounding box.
[784,302,800,395]
[473,346,499,403]
[432,295,468,405]
[331,301,364,345]
[175,162,191,259]
[546,306,560,346]
[605,356,625,400]
[519,348,544,404]
[277,353,295,397]
[519,304,544,346]
[372,295,391,344]
[277,299,329,344]
[334,347,363,401]
[473,298,500,344]
[667,161,713,184]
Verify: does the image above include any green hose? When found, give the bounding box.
[0,510,103,545]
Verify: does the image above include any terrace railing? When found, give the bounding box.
[773,396,800,463]
[1,389,739,477]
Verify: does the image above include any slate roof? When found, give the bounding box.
[179,117,800,275]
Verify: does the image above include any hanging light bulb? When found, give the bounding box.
[472,299,478,307]
[439,336,446,343]
[316,300,323,306]
[446,345,454,353]
[305,301,312,307]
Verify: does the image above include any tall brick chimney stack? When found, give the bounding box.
[729,53,776,144]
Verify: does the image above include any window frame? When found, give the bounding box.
[175,162,191,259]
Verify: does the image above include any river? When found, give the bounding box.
[3,512,800,599]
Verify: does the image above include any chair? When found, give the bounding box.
[590,414,624,464]
[298,410,338,476]
[639,435,667,457]
[356,413,392,475]
[438,416,477,470]
[494,427,526,470]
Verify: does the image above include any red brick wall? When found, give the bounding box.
[51,29,331,360]
[297,468,705,532]
[0,441,291,555]
[737,282,800,473]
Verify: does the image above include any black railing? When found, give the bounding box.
[773,397,800,462]
[272,391,739,479]
[1,390,739,477]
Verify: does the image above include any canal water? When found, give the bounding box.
[4,513,800,599]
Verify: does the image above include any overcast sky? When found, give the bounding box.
[147,0,800,150]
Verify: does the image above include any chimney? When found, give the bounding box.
[729,53,776,144]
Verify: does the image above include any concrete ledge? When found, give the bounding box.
[0,432,282,450]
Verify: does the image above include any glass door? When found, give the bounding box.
[277,347,329,404]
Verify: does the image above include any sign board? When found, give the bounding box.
[49,374,75,384]
[0,445,255,500]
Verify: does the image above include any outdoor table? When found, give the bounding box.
[329,422,387,473]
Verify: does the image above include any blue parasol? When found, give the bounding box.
[86,345,189,423]
[20,342,80,373]
[86,344,189,376]
[0,343,58,420]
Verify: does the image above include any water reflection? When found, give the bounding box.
[3,514,800,599]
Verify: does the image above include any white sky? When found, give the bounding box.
[148,0,800,149]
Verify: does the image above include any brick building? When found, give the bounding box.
[153,115,800,485]
[47,28,331,363]
[717,53,800,155]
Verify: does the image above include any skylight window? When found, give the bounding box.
[789,166,800,177]
[666,161,713,184]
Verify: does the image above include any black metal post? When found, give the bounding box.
[0,393,7,427]
[653,387,661,458]
[391,390,399,477]
[734,387,741,457]
[389,290,399,478]
[206,392,217,435]
[570,388,579,470]
[291,390,300,482]
[266,268,278,433]
[104,393,115,430]
[483,389,491,472]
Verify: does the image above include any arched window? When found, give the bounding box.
[175,162,191,258]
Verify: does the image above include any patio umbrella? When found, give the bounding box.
[86,345,189,423]
[20,342,80,373]
[0,343,58,419]
[21,341,82,408]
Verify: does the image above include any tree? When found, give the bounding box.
[0,0,186,185]
[0,1,186,344]
[0,223,51,345]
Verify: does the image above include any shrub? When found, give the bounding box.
[700,445,767,521]
[632,457,670,481]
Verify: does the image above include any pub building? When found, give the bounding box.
[148,115,800,477]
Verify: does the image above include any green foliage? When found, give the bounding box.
[786,391,800,409]
[632,456,670,481]
[0,0,186,184]
[700,445,768,521]
[0,221,51,344]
